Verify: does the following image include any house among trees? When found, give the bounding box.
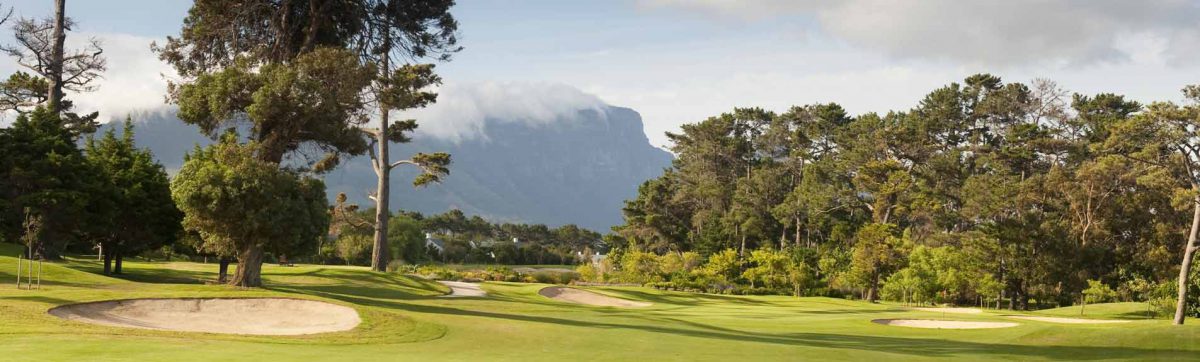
[424,233,445,253]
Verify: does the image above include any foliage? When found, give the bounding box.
[387,214,427,264]
[84,120,182,273]
[0,108,96,258]
[170,135,330,286]
[614,74,1200,312]
[1083,279,1118,304]
[335,234,372,265]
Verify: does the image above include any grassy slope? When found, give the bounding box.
[1032,302,1161,320]
[0,242,1198,361]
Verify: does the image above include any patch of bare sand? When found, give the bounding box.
[910,307,983,314]
[438,281,487,297]
[1006,316,1131,324]
[48,298,360,335]
[538,286,651,307]
[872,319,1018,329]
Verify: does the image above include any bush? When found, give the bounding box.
[1083,279,1117,304]
[335,234,372,265]
[528,269,580,285]
[618,250,662,284]
[414,265,465,281]
[576,264,599,282]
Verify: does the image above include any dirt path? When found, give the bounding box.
[538,286,650,307]
[438,281,487,297]
[1006,316,1131,324]
[872,319,1019,329]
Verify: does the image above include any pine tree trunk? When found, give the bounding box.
[218,257,230,283]
[369,43,393,273]
[47,0,66,113]
[114,252,123,274]
[1173,197,1200,325]
[102,248,112,275]
[866,270,879,302]
[229,245,264,287]
[794,217,801,247]
[739,234,747,256]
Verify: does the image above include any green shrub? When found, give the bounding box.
[1083,279,1117,304]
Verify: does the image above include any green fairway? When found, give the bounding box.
[1,244,1198,361]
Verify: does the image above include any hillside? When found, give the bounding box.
[97,106,672,231]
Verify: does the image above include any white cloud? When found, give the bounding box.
[69,32,176,121]
[0,31,175,124]
[401,81,608,143]
[638,0,1200,67]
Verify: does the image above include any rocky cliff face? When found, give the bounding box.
[102,106,673,231]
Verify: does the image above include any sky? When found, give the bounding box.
[3,0,1200,149]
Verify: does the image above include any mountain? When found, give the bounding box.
[98,106,673,231]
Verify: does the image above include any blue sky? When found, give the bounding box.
[4,0,1200,148]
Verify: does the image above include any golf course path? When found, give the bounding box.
[1005,316,1132,324]
[872,319,1019,329]
[438,281,487,297]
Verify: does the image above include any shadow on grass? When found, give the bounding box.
[297,289,1192,360]
[0,295,74,305]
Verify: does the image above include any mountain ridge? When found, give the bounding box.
[98,106,673,231]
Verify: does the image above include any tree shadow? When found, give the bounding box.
[298,290,1191,360]
[0,295,74,305]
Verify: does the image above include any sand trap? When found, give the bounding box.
[873,319,1018,329]
[1006,316,1132,324]
[438,281,487,297]
[538,286,651,307]
[48,298,360,335]
[910,307,983,314]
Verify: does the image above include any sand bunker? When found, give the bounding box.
[48,298,360,335]
[1006,316,1131,324]
[438,281,487,297]
[872,319,1018,329]
[538,286,651,307]
[910,307,983,314]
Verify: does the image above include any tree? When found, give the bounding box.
[1,0,105,136]
[335,234,371,265]
[352,0,461,273]
[620,170,693,253]
[170,136,329,287]
[364,63,450,271]
[849,223,904,302]
[698,248,743,287]
[84,121,182,274]
[160,0,385,284]
[742,248,789,289]
[0,107,94,258]
[1102,85,1200,324]
[387,214,426,264]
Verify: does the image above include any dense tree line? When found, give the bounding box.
[614,75,1200,322]
[0,1,181,275]
[328,207,604,267]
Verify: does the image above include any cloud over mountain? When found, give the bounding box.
[402,81,609,143]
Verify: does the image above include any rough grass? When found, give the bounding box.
[1,242,1199,361]
[1032,302,1161,320]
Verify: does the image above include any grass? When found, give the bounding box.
[1,242,1198,361]
[443,264,578,271]
[1032,302,1162,320]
